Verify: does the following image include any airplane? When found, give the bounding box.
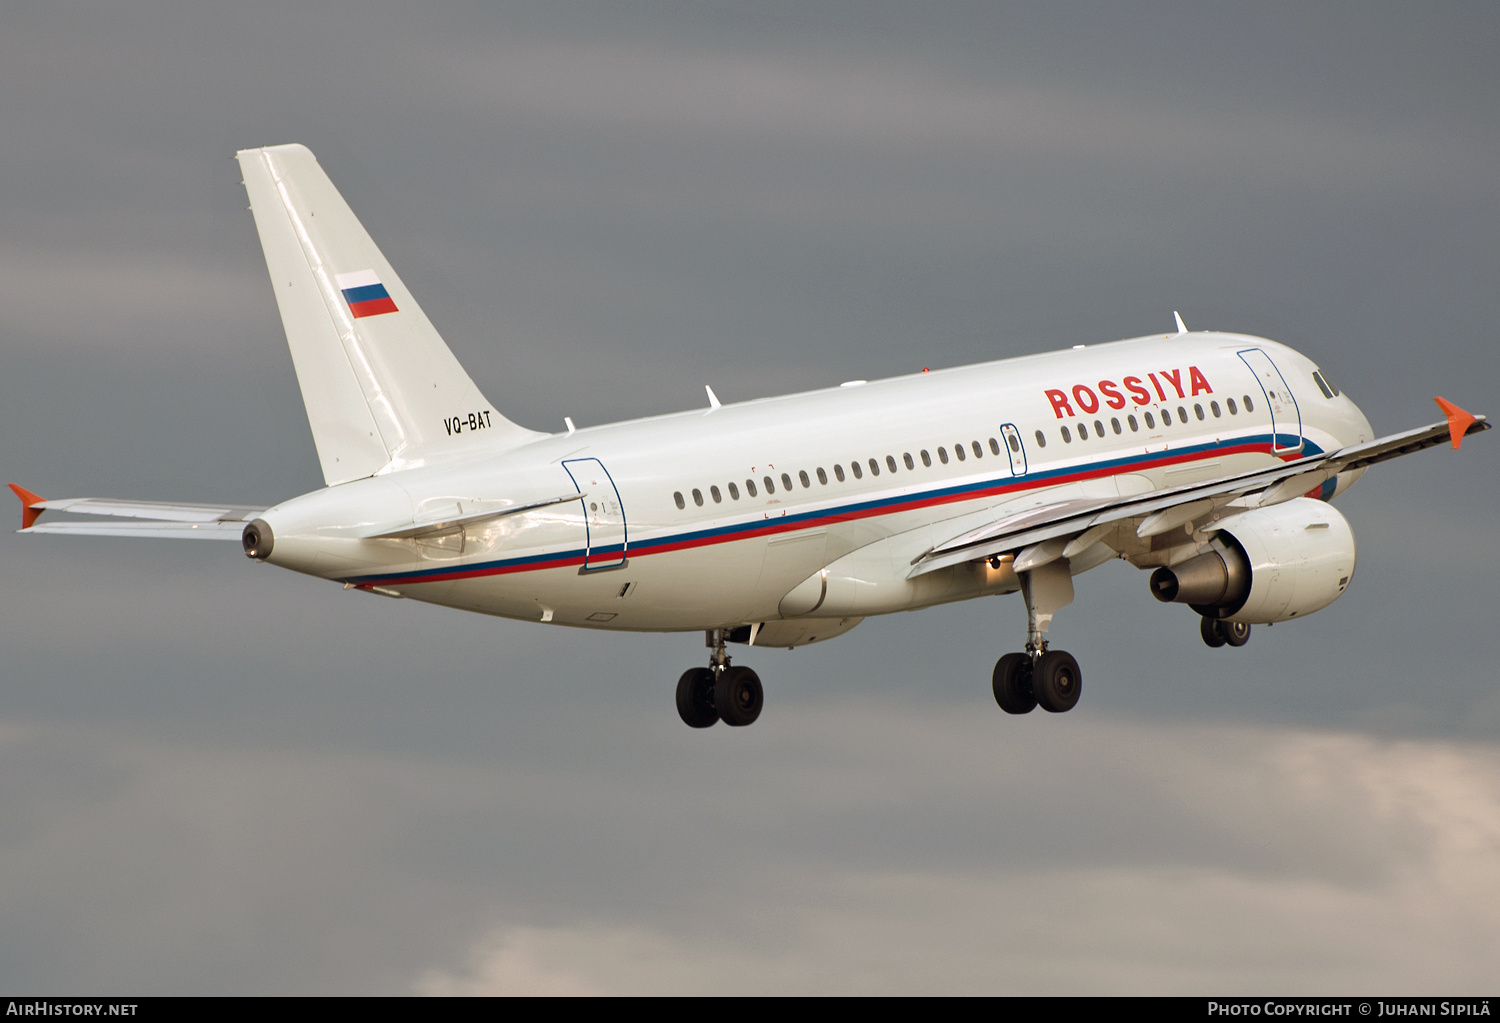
[9,144,1489,729]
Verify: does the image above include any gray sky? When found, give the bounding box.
[2,1,1498,994]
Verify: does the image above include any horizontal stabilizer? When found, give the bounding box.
[10,485,264,539]
[22,521,246,540]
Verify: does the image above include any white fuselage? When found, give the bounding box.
[255,331,1373,635]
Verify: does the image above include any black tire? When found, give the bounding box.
[715,665,763,727]
[1034,650,1082,713]
[1223,620,1251,647]
[1200,616,1227,648]
[676,667,719,728]
[992,653,1037,714]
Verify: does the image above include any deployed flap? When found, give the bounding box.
[236,144,541,485]
[911,408,1489,578]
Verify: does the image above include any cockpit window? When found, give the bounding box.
[1312,370,1339,399]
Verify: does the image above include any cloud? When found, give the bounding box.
[15,706,1486,993]
[410,717,1500,994]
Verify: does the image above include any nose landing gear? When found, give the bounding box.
[675,629,763,729]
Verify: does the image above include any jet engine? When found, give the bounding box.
[1148,497,1356,624]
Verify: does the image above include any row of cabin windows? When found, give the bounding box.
[671,392,1261,510]
[1034,395,1257,447]
[671,435,1019,510]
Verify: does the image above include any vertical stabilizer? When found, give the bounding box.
[236,144,540,485]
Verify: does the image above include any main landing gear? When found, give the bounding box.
[1200,617,1251,649]
[992,561,1082,715]
[676,629,763,729]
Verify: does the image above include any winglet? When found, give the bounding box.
[7,483,45,530]
[1174,311,1188,334]
[1434,396,1478,450]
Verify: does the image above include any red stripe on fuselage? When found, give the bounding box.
[353,442,1289,589]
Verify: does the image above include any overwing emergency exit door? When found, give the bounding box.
[562,458,628,570]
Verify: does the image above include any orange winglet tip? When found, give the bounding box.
[7,483,45,530]
[1434,396,1478,450]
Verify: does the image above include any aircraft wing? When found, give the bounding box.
[910,398,1488,578]
[8,485,262,540]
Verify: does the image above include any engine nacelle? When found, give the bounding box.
[1149,497,1356,625]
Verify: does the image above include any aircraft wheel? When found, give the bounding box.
[676,667,719,728]
[992,653,1037,714]
[1034,650,1081,713]
[715,665,763,727]
[1200,616,1227,648]
[1223,620,1251,647]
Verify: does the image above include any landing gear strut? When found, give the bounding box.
[675,629,763,729]
[1200,617,1251,648]
[992,561,1083,715]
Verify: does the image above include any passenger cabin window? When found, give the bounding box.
[989,438,1001,456]
[886,455,898,473]
[1094,419,1104,436]
[764,476,775,494]
[781,473,792,491]
[851,462,863,479]
[1144,411,1155,428]
[1061,425,1072,443]
[1227,398,1238,415]
[1244,395,1255,412]
[1195,404,1205,420]
[816,467,828,484]
[746,479,757,497]
[835,464,846,482]
[903,452,915,470]
[799,470,810,488]
[954,444,966,461]
[938,447,949,464]
[1161,409,1171,425]
[1034,430,1047,448]
[729,482,740,500]
[710,485,722,503]
[1111,418,1122,435]
[674,491,686,510]
[971,441,983,459]
[1210,401,1221,418]
[1078,423,1088,439]
[868,458,880,476]
[692,488,704,507]
[1178,405,1188,422]
[1128,414,1138,431]
[921,450,932,467]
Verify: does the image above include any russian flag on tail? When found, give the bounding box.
[336,269,399,318]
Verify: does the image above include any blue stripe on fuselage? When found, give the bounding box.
[345,433,1322,587]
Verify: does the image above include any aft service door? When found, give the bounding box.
[1237,349,1303,454]
[562,458,628,570]
[1000,423,1027,475]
